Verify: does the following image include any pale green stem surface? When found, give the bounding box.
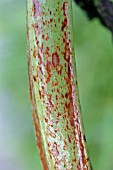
[27,0,91,169]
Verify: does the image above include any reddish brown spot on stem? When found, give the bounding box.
[52,52,60,68]
[62,17,68,31]
[62,2,67,16]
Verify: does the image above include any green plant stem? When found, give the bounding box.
[27,0,91,169]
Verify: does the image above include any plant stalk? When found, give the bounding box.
[27,0,91,169]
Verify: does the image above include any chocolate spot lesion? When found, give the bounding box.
[52,52,60,68]
[33,49,36,58]
[32,3,36,17]
[32,0,40,18]
[33,75,37,82]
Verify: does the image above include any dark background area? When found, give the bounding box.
[0,0,113,169]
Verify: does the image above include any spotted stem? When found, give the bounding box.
[26,0,92,169]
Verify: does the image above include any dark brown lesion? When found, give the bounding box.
[32,1,36,18]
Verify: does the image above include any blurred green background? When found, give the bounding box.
[0,1,113,170]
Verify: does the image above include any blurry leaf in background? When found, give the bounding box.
[0,1,113,170]
[0,0,41,170]
[73,3,113,170]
